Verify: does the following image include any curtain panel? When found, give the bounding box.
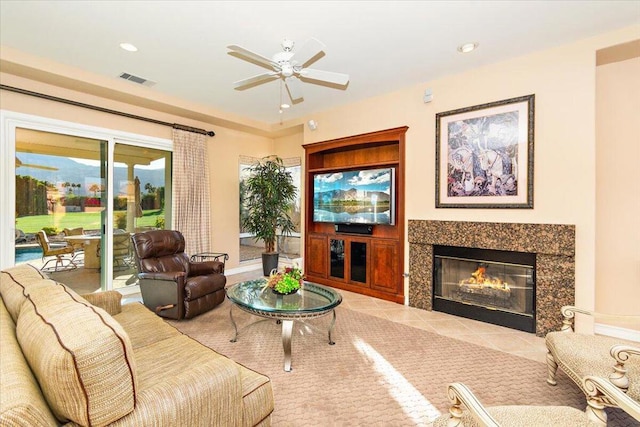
[172,129,211,255]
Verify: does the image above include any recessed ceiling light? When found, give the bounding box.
[457,42,478,53]
[119,43,138,52]
[280,103,290,109]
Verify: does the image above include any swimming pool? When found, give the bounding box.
[15,247,43,263]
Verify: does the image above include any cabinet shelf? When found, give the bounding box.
[307,160,399,174]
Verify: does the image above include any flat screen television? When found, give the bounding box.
[313,167,395,225]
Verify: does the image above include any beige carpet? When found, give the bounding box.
[168,300,637,426]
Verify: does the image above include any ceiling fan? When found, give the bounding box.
[227,38,349,102]
[15,156,59,171]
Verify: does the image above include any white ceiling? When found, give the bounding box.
[1,1,639,126]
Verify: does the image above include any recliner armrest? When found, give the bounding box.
[189,260,225,276]
[139,271,186,282]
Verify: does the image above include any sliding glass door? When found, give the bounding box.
[3,111,174,293]
[111,143,171,289]
[14,128,107,293]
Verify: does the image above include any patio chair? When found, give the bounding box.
[36,230,77,272]
[62,227,85,252]
[113,231,133,270]
[15,229,26,244]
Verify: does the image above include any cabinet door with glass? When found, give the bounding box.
[329,238,345,280]
[348,239,369,286]
[328,236,369,287]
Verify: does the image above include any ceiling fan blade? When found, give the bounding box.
[290,38,325,67]
[15,157,59,171]
[233,72,279,90]
[227,45,278,70]
[285,76,303,101]
[299,68,350,86]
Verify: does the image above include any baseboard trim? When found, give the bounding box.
[116,285,140,295]
[595,323,640,342]
[227,263,262,276]
[229,257,303,276]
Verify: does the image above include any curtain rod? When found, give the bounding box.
[0,84,215,137]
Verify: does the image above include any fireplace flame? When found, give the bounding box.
[461,266,509,290]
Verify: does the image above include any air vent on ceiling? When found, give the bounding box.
[118,72,156,87]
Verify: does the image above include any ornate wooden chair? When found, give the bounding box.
[545,306,640,424]
[432,377,640,426]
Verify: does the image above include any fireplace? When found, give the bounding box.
[408,220,575,337]
[433,245,536,332]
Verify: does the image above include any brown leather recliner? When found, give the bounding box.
[131,230,226,320]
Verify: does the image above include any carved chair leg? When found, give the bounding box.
[585,397,607,426]
[446,399,464,427]
[609,346,630,391]
[546,351,559,386]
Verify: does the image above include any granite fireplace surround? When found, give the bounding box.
[408,220,575,337]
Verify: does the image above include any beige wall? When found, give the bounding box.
[596,57,640,325]
[298,26,640,331]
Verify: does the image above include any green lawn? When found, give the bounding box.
[16,210,164,234]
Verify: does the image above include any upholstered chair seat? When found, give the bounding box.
[431,378,640,427]
[131,230,226,320]
[545,306,640,424]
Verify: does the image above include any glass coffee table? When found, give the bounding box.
[226,279,342,372]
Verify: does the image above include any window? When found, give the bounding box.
[239,156,301,262]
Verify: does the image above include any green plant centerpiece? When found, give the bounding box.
[241,156,297,276]
[266,264,304,295]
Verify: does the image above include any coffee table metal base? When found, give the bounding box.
[229,304,337,372]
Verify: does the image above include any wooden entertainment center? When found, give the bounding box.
[304,127,407,303]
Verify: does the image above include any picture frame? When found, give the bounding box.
[435,94,534,208]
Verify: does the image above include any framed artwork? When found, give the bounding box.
[435,94,534,208]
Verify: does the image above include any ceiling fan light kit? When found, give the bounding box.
[228,38,349,103]
[457,42,479,53]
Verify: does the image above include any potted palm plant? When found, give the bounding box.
[241,156,297,276]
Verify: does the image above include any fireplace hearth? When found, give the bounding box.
[408,220,575,337]
[433,245,536,332]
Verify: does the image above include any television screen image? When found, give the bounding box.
[313,167,395,225]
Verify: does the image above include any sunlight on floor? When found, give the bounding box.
[353,338,442,423]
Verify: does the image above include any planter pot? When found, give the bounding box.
[262,252,279,276]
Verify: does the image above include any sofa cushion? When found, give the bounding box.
[238,365,275,427]
[0,264,48,322]
[16,283,137,427]
[109,334,244,426]
[0,299,58,427]
[113,302,182,349]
